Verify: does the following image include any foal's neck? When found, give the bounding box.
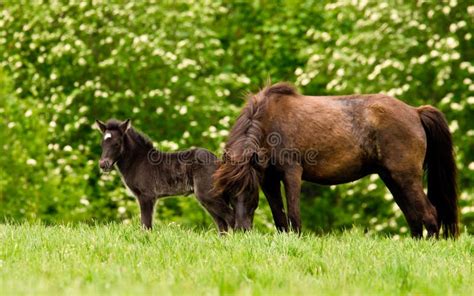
[116,132,152,174]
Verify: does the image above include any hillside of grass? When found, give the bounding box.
[0,223,472,295]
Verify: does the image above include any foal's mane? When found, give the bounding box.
[105,119,154,150]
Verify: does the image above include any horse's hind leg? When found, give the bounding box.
[379,170,439,238]
[261,169,288,232]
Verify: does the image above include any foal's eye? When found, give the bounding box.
[114,143,120,147]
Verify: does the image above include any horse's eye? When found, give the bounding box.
[114,143,120,147]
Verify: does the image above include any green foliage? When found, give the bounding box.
[1,224,473,295]
[1,0,473,233]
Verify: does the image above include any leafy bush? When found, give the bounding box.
[1,0,472,233]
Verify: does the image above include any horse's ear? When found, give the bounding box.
[120,119,131,134]
[96,120,107,134]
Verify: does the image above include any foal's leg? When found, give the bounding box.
[261,169,288,232]
[380,171,438,238]
[138,197,156,230]
[282,165,303,233]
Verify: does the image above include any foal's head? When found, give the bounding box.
[95,119,130,172]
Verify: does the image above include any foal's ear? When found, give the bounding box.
[96,120,107,134]
[120,119,131,134]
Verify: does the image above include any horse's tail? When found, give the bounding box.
[417,106,459,238]
[213,83,297,197]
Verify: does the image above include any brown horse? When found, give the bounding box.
[213,83,458,238]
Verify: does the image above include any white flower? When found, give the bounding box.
[446,37,457,48]
[449,120,459,132]
[301,78,310,86]
[449,23,457,33]
[468,6,474,15]
[118,206,126,214]
[80,198,90,206]
[239,76,251,84]
[178,106,187,115]
[368,183,377,191]
[125,89,134,97]
[26,159,37,166]
[450,102,463,111]
[469,162,474,171]
[336,68,345,77]
[441,53,450,61]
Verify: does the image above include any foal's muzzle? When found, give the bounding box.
[99,159,113,172]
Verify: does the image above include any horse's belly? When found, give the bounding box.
[302,169,371,185]
[301,156,373,185]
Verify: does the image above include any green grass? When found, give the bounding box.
[0,223,472,295]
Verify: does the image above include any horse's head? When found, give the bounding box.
[95,119,130,172]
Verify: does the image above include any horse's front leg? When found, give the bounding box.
[261,169,288,232]
[283,165,303,233]
[138,197,156,230]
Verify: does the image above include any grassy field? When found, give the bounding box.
[0,223,472,295]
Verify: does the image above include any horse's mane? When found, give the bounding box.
[225,82,298,148]
[105,119,154,150]
[261,82,297,98]
[213,82,298,195]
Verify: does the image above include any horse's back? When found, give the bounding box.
[264,93,426,184]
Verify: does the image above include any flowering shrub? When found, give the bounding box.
[1,0,472,234]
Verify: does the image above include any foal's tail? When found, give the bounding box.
[417,106,459,238]
[213,83,297,197]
